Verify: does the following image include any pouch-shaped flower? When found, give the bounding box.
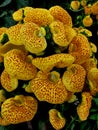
[1,95,38,124]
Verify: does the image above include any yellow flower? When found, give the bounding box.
[62,64,86,92]
[30,71,72,104]
[49,109,66,130]
[49,20,69,47]
[87,68,98,95]
[4,49,37,80]
[32,53,75,72]
[70,1,80,10]
[68,34,91,64]
[1,70,18,92]
[81,0,87,7]
[91,1,98,15]
[84,5,92,15]
[20,22,47,54]
[49,5,72,26]
[82,15,93,27]
[77,92,92,121]
[49,21,76,47]
[24,8,54,26]
[1,95,38,124]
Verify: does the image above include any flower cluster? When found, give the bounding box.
[0,5,98,129]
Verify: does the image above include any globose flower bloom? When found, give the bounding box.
[62,64,86,92]
[49,21,76,47]
[1,95,38,124]
[49,5,72,26]
[87,68,98,95]
[20,22,47,54]
[4,49,37,80]
[69,34,91,64]
[77,92,92,121]
[30,71,72,104]
[32,53,75,72]
[49,109,66,130]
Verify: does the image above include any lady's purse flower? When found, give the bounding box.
[30,71,72,104]
[0,95,38,124]
[4,49,37,80]
[82,15,93,27]
[62,64,86,92]
[77,92,92,121]
[49,109,66,130]
[49,5,73,26]
[20,22,47,54]
[32,53,75,72]
[87,68,98,95]
[68,34,91,64]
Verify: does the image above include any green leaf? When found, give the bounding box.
[0,125,15,130]
[70,122,75,130]
[0,0,11,8]
[90,108,98,113]
[16,0,30,9]
[93,97,98,106]
[80,122,88,130]
[0,11,7,18]
[0,33,9,44]
[89,114,98,120]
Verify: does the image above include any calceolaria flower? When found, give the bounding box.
[4,49,37,80]
[62,64,86,92]
[69,34,91,64]
[49,5,73,26]
[20,22,47,54]
[1,95,38,124]
[30,71,72,104]
[87,68,98,95]
[49,109,66,130]
[82,15,93,27]
[32,53,75,72]
[77,92,92,121]
[70,1,80,10]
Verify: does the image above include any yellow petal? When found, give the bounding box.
[69,34,91,64]
[20,22,47,54]
[1,70,18,92]
[49,5,72,26]
[49,109,66,129]
[62,64,86,92]
[32,53,75,72]
[30,71,72,104]
[1,95,38,124]
[4,49,37,80]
